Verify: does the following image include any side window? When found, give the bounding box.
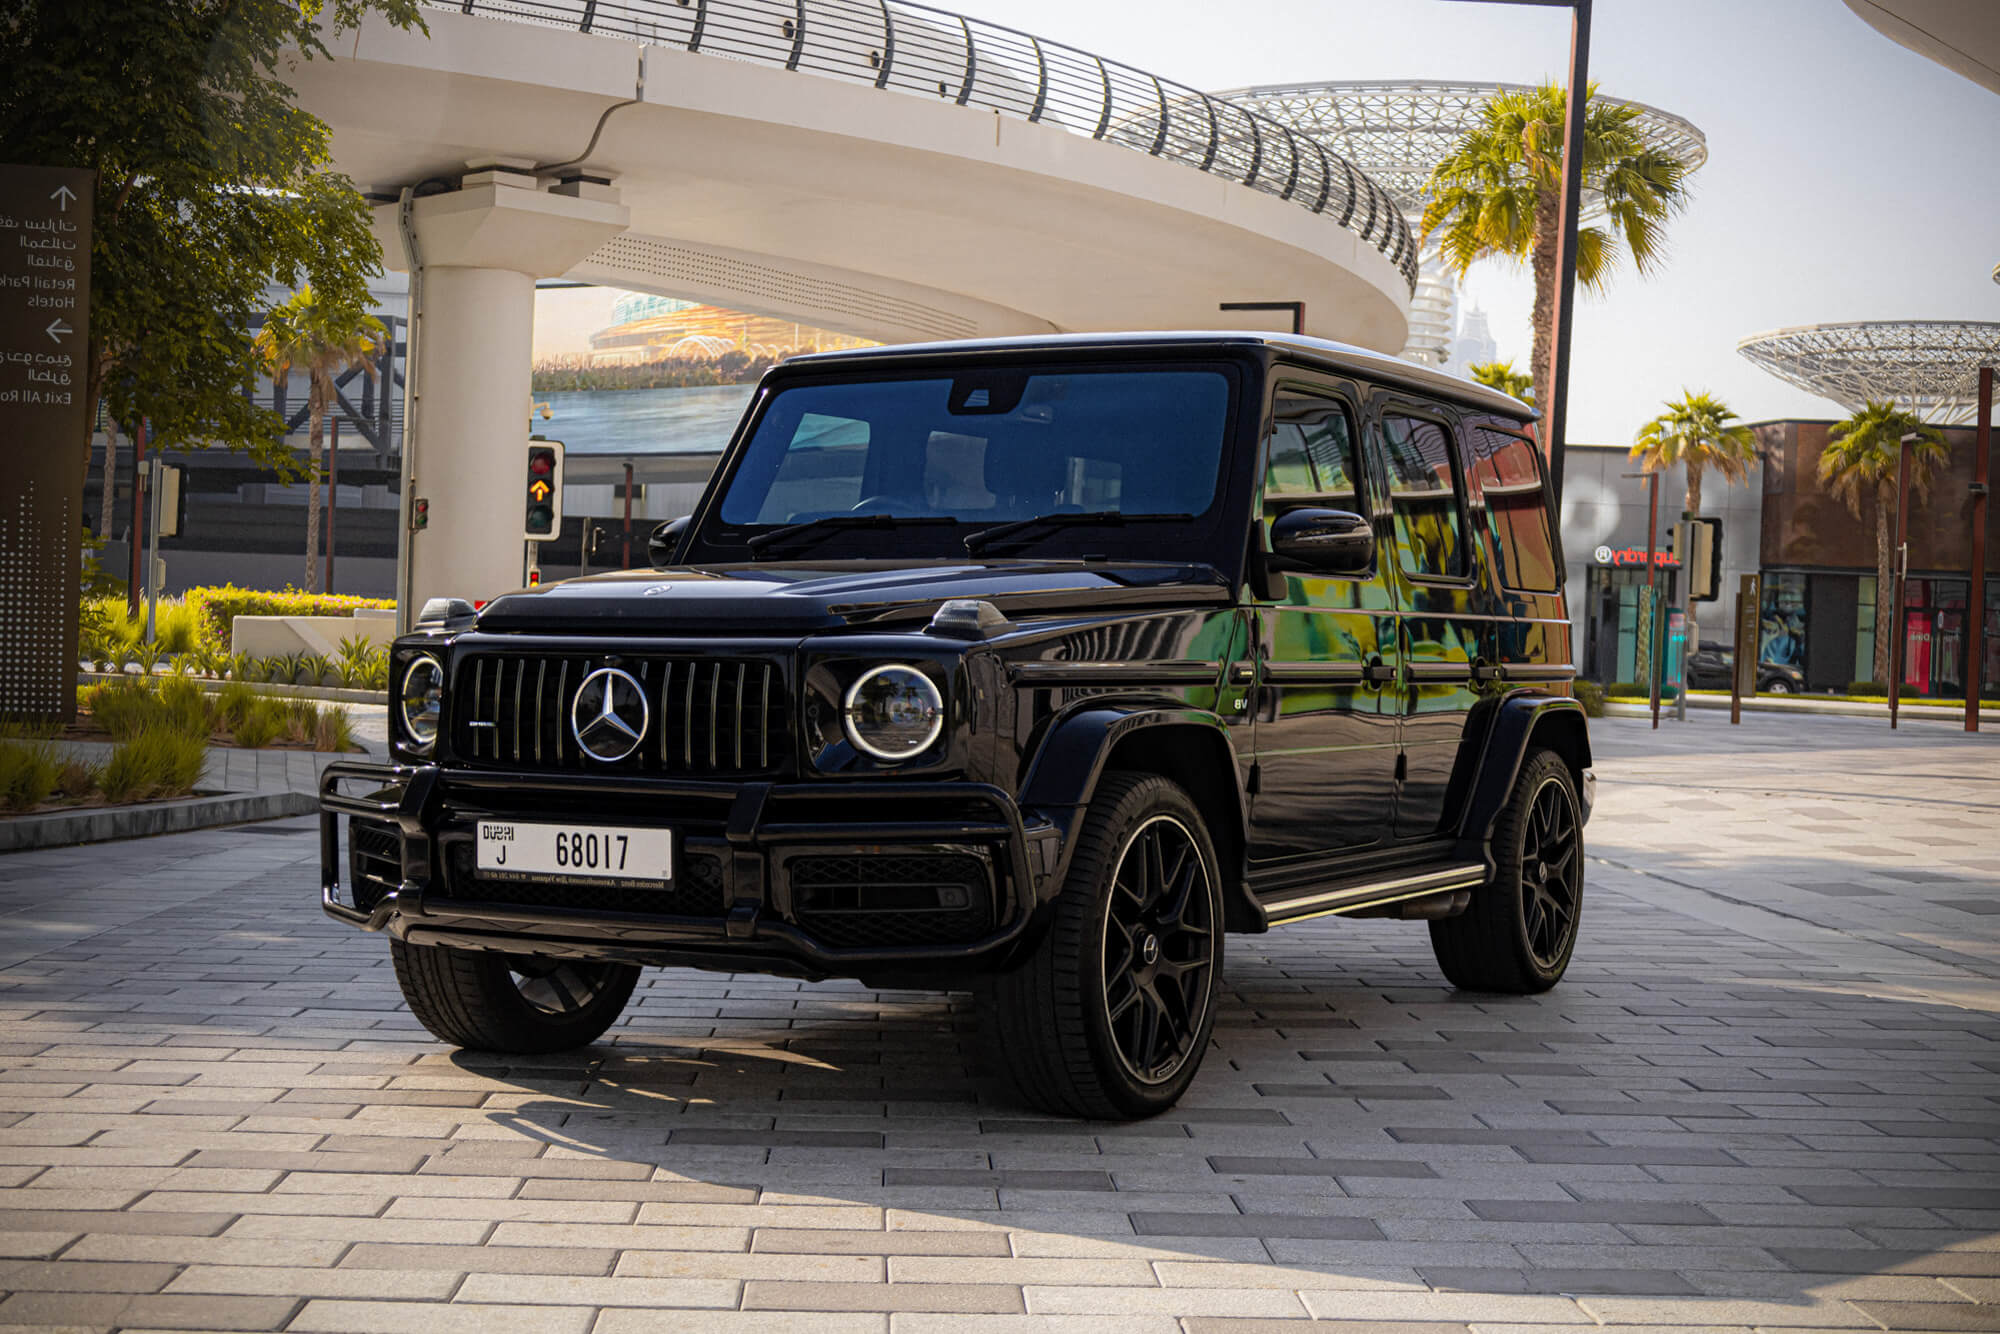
[1377,412,1468,580]
[1468,424,1561,592]
[1262,390,1362,519]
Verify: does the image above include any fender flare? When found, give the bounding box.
[1017,704,1259,928]
[1453,692,1592,870]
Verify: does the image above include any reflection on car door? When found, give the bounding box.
[1247,382,1399,863]
[1369,401,1485,841]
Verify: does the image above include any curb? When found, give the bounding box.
[0,788,318,853]
[1602,696,2000,724]
[78,672,381,706]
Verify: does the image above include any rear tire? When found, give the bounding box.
[390,940,639,1053]
[976,772,1223,1119]
[1429,747,1581,994]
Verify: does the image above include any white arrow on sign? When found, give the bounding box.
[45,318,71,343]
[49,185,76,211]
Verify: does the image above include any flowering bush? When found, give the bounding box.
[183,584,392,646]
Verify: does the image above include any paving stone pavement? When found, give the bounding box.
[0,709,1994,1333]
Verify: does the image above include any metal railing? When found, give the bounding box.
[438,0,1419,294]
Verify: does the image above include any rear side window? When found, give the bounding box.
[1468,425,1561,592]
[1377,413,1467,579]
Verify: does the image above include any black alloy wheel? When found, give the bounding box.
[1428,747,1582,994]
[507,956,629,1016]
[1101,815,1217,1087]
[1518,776,1580,971]
[976,771,1224,1119]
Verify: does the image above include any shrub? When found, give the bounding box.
[314,706,356,752]
[132,640,167,675]
[1572,679,1606,718]
[155,675,213,736]
[231,701,281,749]
[1846,679,1889,697]
[0,738,65,811]
[82,678,163,740]
[1604,681,1649,698]
[215,681,258,732]
[184,584,392,649]
[223,651,253,682]
[275,651,308,686]
[281,699,319,745]
[154,599,204,654]
[299,653,333,689]
[98,727,207,803]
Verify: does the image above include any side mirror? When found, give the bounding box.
[1270,507,1374,576]
[648,516,689,567]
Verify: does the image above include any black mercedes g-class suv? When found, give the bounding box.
[322,331,1592,1119]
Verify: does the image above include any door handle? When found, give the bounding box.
[1473,661,1505,683]
[1364,657,1397,685]
[1229,664,1257,686]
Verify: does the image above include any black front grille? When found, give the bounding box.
[790,853,994,949]
[442,844,728,918]
[348,818,401,913]
[451,654,789,777]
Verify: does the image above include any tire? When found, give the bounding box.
[1763,677,1792,694]
[390,940,639,1053]
[975,772,1224,1119]
[1429,747,1582,994]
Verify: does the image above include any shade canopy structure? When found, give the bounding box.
[1213,81,1707,366]
[1737,321,2000,426]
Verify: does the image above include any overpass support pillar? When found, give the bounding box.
[375,165,629,623]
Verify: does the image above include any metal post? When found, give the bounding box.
[325,415,339,594]
[622,461,634,569]
[1644,472,1660,729]
[1890,436,1914,730]
[1676,512,1692,723]
[1543,0,1592,514]
[1969,366,1991,732]
[144,455,163,646]
[127,418,147,617]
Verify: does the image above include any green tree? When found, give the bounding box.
[1422,82,1691,424]
[0,0,423,487]
[1467,360,1534,402]
[1816,401,1948,687]
[253,287,386,593]
[1629,390,1758,650]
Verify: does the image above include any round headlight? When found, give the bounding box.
[399,656,444,752]
[842,665,943,762]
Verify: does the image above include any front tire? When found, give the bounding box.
[391,940,639,1053]
[1429,747,1582,994]
[976,772,1224,1119]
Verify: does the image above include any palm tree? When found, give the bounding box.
[253,288,385,593]
[1467,360,1533,402]
[1629,391,1758,651]
[1816,401,1948,686]
[1422,82,1691,425]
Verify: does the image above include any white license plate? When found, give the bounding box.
[476,821,673,886]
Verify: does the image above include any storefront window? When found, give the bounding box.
[1585,565,1677,684]
[1986,585,2000,701]
[1760,573,1807,671]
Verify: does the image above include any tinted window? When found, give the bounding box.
[1468,425,1560,592]
[718,370,1231,526]
[1377,413,1467,579]
[1263,391,1361,516]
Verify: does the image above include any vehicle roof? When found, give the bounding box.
[783,330,1538,421]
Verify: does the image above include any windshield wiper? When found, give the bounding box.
[963,510,1191,555]
[744,512,955,557]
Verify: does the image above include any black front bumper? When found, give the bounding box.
[318,761,1054,979]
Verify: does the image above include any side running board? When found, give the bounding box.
[1261,862,1487,925]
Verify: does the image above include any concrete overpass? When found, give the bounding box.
[292,0,1418,611]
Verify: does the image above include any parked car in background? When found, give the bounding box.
[1685,640,1806,693]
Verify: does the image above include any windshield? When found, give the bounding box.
[714,368,1232,537]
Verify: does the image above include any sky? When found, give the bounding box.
[534,0,2000,446]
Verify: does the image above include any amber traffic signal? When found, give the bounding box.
[524,440,564,542]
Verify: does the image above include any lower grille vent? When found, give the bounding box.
[443,845,728,918]
[790,853,994,949]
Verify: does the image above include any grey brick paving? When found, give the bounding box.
[0,711,1996,1330]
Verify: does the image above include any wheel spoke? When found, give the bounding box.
[1106,974,1143,1023]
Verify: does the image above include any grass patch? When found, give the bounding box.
[98,728,207,803]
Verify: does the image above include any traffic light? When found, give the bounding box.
[524,440,564,542]
[1685,517,1722,602]
[410,497,430,531]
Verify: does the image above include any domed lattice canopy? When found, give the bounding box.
[1737,321,2000,426]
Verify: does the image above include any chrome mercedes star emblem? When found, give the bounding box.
[571,667,649,762]
[641,584,677,596]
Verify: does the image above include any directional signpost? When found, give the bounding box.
[0,163,93,723]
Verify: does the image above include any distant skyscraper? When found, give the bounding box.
[1454,304,1498,371]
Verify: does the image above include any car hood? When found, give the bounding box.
[473,559,1232,634]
